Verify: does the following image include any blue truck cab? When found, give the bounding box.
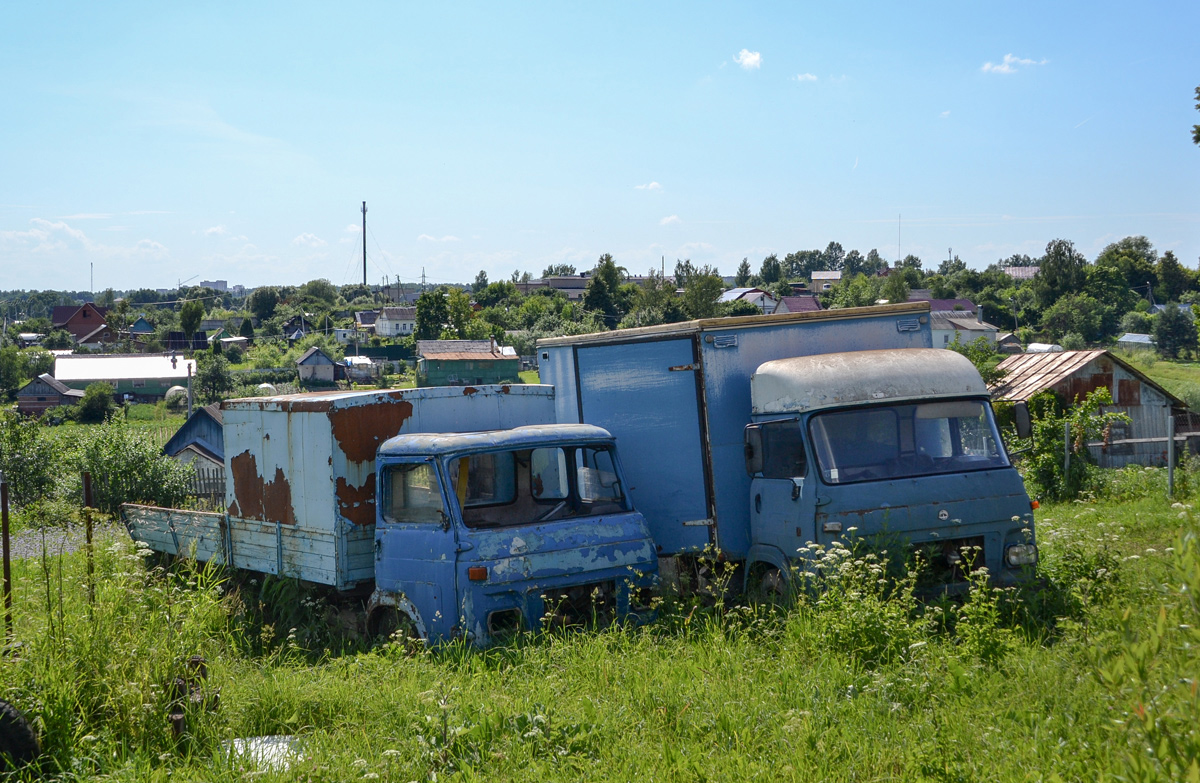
[744,348,1037,587]
[367,424,659,644]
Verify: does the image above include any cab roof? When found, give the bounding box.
[752,348,987,415]
[378,424,615,457]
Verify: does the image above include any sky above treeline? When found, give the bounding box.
[2,2,1198,293]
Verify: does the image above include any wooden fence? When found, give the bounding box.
[189,465,226,511]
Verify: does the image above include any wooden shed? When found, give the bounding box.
[990,350,1187,468]
[296,346,336,383]
[16,373,84,416]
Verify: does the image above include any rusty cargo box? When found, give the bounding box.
[126,385,555,590]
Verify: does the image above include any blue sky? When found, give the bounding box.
[2,1,1197,292]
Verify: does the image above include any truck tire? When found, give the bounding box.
[0,699,40,772]
[369,607,419,646]
[748,566,787,605]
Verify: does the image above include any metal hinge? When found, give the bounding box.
[682,518,715,527]
[669,364,696,372]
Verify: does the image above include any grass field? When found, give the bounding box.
[1114,351,1200,410]
[1,483,1197,781]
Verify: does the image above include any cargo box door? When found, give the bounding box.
[576,340,711,553]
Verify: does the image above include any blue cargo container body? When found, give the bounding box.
[538,303,933,558]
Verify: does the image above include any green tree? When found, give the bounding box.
[1022,388,1129,501]
[76,382,116,423]
[759,254,783,284]
[583,254,626,327]
[734,258,752,287]
[843,250,865,277]
[446,289,475,338]
[1153,303,1197,359]
[195,352,233,403]
[415,290,450,340]
[1193,84,1200,145]
[298,278,338,307]
[880,273,910,305]
[541,263,576,278]
[1041,292,1106,342]
[22,348,53,379]
[1034,239,1087,309]
[472,270,489,294]
[947,335,1006,385]
[1156,250,1191,303]
[248,287,280,322]
[41,329,73,350]
[239,317,255,338]
[826,274,881,308]
[821,241,845,270]
[0,346,21,399]
[1095,236,1157,296]
[680,265,724,319]
[180,299,205,338]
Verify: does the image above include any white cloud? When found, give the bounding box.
[635,181,663,191]
[940,110,951,118]
[681,241,714,252]
[204,225,227,236]
[417,234,460,242]
[660,215,682,226]
[58,213,112,220]
[292,233,327,248]
[734,49,762,70]
[344,224,361,233]
[792,73,817,82]
[982,54,1047,74]
[0,217,169,261]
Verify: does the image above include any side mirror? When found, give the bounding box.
[1014,402,1031,439]
[744,425,763,476]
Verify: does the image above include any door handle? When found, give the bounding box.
[815,495,832,506]
[455,541,475,553]
[754,494,761,513]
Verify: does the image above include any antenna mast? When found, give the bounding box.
[361,201,368,287]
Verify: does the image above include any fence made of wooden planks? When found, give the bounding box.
[189,465,226,511]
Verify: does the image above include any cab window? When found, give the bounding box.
[381,463,444,524]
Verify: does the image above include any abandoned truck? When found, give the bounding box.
[123,386,658,645]
[538,303,1037,589]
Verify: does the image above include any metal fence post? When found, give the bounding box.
[1,473,12,642]
[1063,422,1071,478]
[82,471,95,606]
[1168,415,1176,500]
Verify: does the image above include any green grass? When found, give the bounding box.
[0,489,1196,781]
[518,370,540,384]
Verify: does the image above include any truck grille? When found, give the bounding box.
[540,580,616,629]
[913,536,986,586]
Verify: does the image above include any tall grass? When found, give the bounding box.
[0,495,1195,781]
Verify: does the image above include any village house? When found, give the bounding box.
[15,373,85,416]
[375,306,416,337]
[296,346,337,383]
[416,339,519,387]
[718,288,777,313]
[990,349,1187,468]
[51,302,112,345]
[53,354,197,402]
[810,271,842,291]
[772,295,822,314]
[163,403,224,471]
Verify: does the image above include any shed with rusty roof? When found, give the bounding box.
[990,349,1186,468]
[416,339,520,387]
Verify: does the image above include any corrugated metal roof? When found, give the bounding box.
[422,351,509,361]
[989,349,1185,407]
[54,354,196,382]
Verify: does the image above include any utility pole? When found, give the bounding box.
[361,201,368,287]
[421,267,427,293]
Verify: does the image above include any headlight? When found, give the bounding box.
[1005,543,1038,567]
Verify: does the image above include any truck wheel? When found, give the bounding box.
[0,699,40,772]
[369,607,420,648]
[748,567,787,605]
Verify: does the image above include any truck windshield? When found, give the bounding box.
[449,444,627,528]
[809,399,1008,484]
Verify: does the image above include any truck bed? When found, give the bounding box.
[122,504,374,586]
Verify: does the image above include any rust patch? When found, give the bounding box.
[328,400,415,463]
[228,450,297,525]
[335,474,376,526]
[462,386,479,396]
[501,385,511,394]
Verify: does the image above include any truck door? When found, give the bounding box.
[746,420,819,570]
[574,338,712,554]
[376,459,459,640]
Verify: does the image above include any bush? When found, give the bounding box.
[0,410,59,509]
[75,382,115,423]
[74,419,193,515]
